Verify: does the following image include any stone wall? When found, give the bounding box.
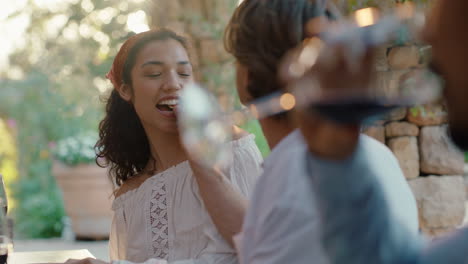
[363,43,467,236]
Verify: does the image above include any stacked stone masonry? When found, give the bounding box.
[363,43,467,236]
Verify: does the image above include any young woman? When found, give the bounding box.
[97,28,263,264]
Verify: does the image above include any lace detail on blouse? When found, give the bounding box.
[149,175,169,260]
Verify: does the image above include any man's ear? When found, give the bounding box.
[116,83,133,102]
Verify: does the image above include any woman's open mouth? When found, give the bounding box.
[156,99,178,117]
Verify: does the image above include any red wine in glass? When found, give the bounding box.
[310,97,399,124]
[0,253,7,264]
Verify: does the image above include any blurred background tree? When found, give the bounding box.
[0,0,152,238]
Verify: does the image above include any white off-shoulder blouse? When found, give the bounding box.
[109,135,263,264]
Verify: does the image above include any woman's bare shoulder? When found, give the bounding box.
[232,125,250,140]
[114,173,150,198]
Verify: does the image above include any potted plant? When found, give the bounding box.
[52,132,114,240]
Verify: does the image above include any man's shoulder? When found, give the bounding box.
[114,173,150,198]
[360,134,395,157]
[261,133,306,182]
[247,131,313,218]
[358,134,402,172]
[263,130,306,169]
[242,132,323,262]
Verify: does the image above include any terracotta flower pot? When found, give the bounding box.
[52,161,114,240]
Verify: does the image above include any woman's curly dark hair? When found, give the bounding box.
[96,29,191,187]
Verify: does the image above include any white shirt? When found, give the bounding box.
[109,135,263,264]
[239,130,418,264]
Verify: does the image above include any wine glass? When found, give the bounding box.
[282,3,441,124]
[178,83,233,167]
[178,3,443,166]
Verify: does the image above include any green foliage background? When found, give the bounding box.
[0,0,146,238]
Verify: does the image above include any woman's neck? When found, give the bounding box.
[143,125,188,173]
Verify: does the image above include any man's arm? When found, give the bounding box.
[418,228,468,264]
[305,149,468,264]
[306,145,421,264]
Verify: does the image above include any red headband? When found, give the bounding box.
[106,30,156,89]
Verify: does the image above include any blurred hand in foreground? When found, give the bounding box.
[280,19,376,161]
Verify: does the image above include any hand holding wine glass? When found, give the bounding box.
[279,5,442,160]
